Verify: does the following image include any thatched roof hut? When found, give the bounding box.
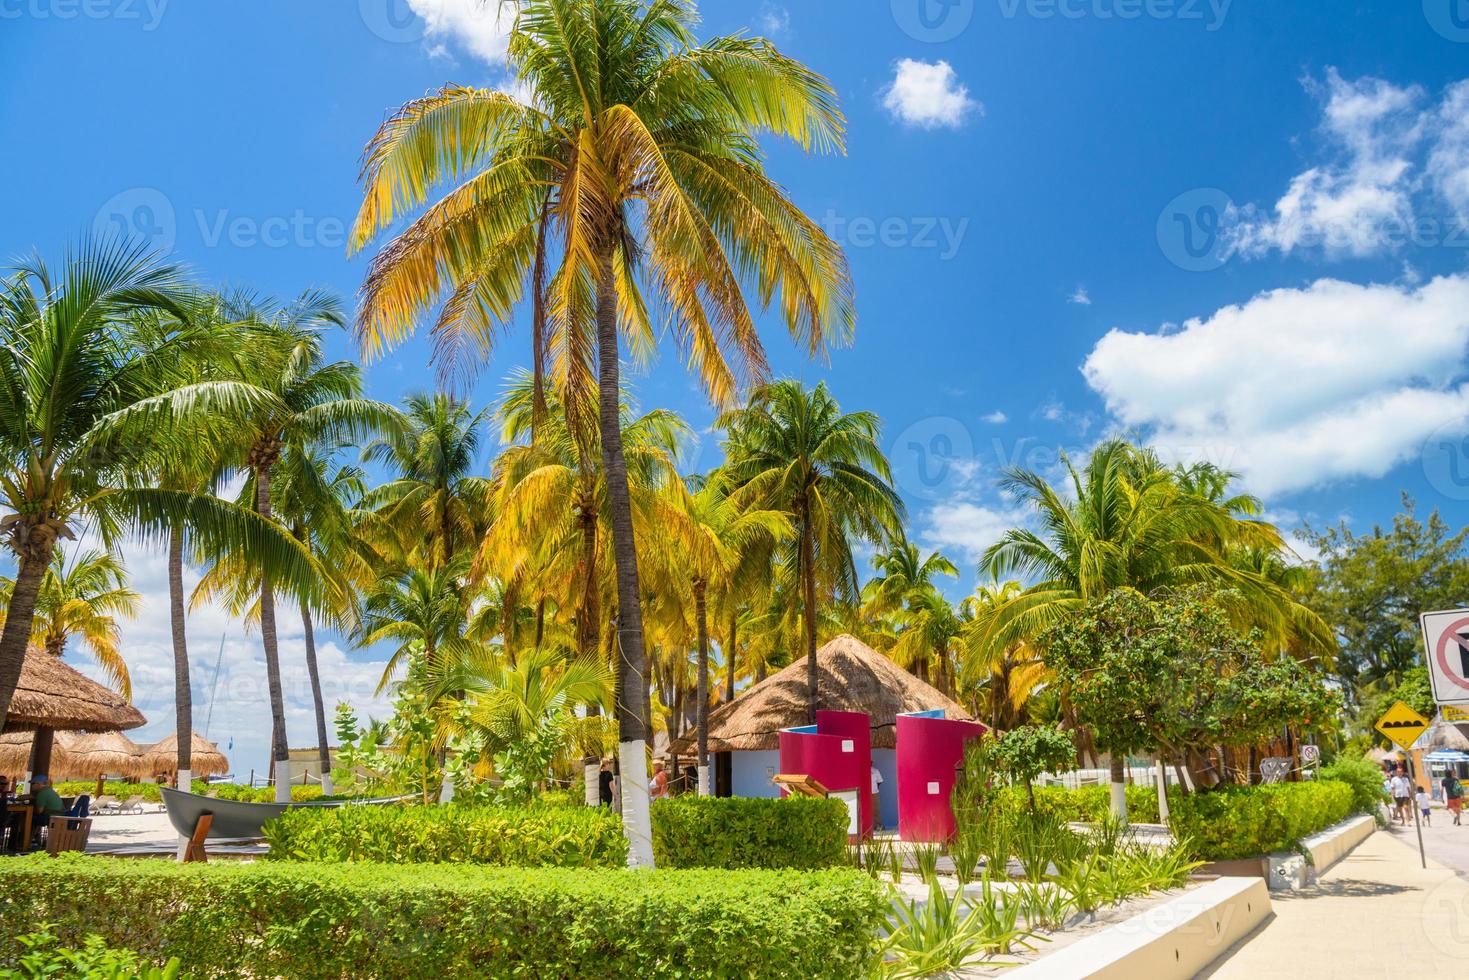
[141,732,230,778]
[0,730,148,780]
[2,648,145,734]
[1422,720,1469,753]
[0,731,46,775]
[669,634,973,754]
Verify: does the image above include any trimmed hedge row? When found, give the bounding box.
[652,796,850,869]
[1169,780,1355,860]
[0,856,885,979]
[263,803,627,867]
[993,784,1162,823]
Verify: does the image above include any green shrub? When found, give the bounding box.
[651,795,850,869]
[0,855,884,979]
[991,784,1162,824]
[1,928,181,979]
[1319,754,1387,815]
[263,803,628,867]
[1168,780,1354,860]
[54,781,163,804]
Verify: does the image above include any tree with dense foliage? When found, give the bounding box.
[720,380,904,722]
[349,0,853,866]
[990,724,1077,811]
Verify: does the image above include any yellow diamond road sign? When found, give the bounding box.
[1376,700,1431,751]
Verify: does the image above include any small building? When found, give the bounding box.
[670,634,976,830]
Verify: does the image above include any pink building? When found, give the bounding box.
[896,709,988,842]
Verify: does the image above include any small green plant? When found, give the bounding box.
[948,827,983,886]
[911,841,942,882]
[875,877,1037,978]
[1013,880,1075,932]
[968,875,1038,957]
[2,928,183,979]
[1053,854,1105,916]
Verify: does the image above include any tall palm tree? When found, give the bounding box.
[720,380,904,721]
[863,540,958,685]
[359,557,478,695]
[975,439,1329,818]
[350,0,852,866]
[0,548,141,696]
[361,393,493,570]
[668,476,789,792]
[959,579,1049,730]
[214,294,402,801]
[0,242,322,732]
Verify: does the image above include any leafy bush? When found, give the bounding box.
[1,928,181,979]
[1319,753,1388,815]
[204,784,325,804]
[990,784,1162,824]
[1168,780,1354,860]
[54,781,163,803]
[651,795,850,869]
[263,802,627,867]
[0,855,884,979]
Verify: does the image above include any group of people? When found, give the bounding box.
[1,774,78,852]
[594,760,694,808]
[1384,764,1464,827]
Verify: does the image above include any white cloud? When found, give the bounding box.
[1082,274,1469,496]
[982,410,1008,424]
[60,530,392,781]
[881,59,980,130]
[757,2,791,36]
[1428,80,1469,224]
[917,501,1026,564]
[1069,285,1092,306]
[406,0,516,64]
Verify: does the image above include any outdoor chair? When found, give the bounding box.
[45,816,92,856]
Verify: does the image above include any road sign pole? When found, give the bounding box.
[1408,756,1427,870]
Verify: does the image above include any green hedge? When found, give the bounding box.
[993,784,1162,823]
[651,795,851,870]
[1168,780,1355,860]
[0,856,885,979]
[1319,754,1388,816]
[263,803,628,867]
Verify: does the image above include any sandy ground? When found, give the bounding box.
[85,809,178,852]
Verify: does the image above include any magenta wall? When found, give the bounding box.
[777,710,873,839]
[896,713,987,842]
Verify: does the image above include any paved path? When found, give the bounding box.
[1204,820,1469,977]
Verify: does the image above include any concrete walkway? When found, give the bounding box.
[1203,823,1469,977]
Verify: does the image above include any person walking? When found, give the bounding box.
[870,763,884,832]
[1390,769,1414,825]
[598,759,615,808]
[649,761,670,801]
[1417,785,1433,827]
[1443,773,1463,826]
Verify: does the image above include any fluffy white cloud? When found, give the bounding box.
[1228,70,1469,258]
[406,0,516,63]
[917,501,1025,564]
[1069,285,1092,306]
[982,410,1008,425]
[1082,275,1469,496]
[882,59,980,130]
[63,533,392,781]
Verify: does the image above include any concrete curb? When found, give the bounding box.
[1266,814,1377,891]
[1007,876,1271,980]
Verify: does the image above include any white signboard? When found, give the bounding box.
[1421,609,1469,706]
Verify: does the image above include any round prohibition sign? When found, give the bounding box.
[1435,616,1469,693]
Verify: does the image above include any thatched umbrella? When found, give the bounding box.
[669,634,974,754]
[56,731,147,781]
[141,733,229,780]
[1,648,146,778]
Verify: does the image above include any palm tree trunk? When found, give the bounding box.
[695,579,710,795]
[725,610,737,703]
[798,500,819,724]
[577,509,600,660]
[254,463,292,804]
[300,601,333,795]
[530,191,552,436]
[596,249,654,868]
[0,527,57,731]
[168,526,194,792]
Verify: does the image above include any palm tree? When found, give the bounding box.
[959,579,1049,730]
[350,0,852,865]
[361,393,493,569]
[863,540,958,686]
[0,242,323,732]
[359,557,478,695]
[669,476,789,792]
[975,439,1329,818]
[0,548,141,696]
[213,293,402,801]
[720,381,904,722]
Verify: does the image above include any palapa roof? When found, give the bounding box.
[669,634,975,753]
[0,730,149,779]
[3,648,145,734]
[1422,720,1469,753]
[140,732,230,777]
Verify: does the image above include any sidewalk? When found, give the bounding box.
[1203,823,1469,977]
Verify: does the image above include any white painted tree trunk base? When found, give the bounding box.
[618,740,655,868]
[175,769,192,862]
[1155,758,1170,823]
[320,773,334,796]
[1110,780,1129,824]
[584,763,600,806]
[438,770,456,803]
[274,779,291,804]
[697,767,710,797]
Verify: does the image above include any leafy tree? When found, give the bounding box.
[349,0,853,866]
[1301,496,1469,688]
[990,724,1077,811]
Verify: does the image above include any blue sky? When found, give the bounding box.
[4,0,1469,777]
